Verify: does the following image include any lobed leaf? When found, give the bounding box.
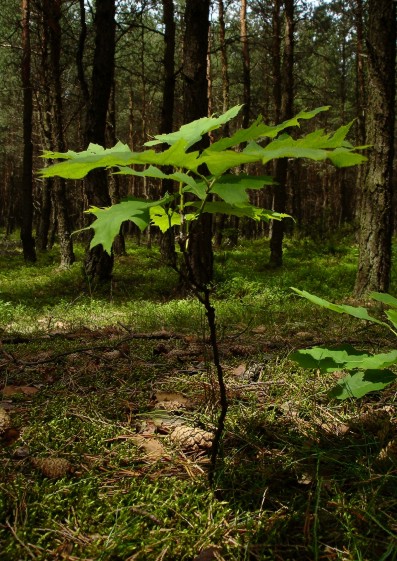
[291,288,389,329]
[144,105,243,148]
[370,292,397,309]
[210,174,274,205]
[291,344,397,373]
[85,198,163,253]
[329,369,397,400]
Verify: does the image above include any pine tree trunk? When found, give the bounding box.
[182,0,213,288]
[43,0,75,268]
[20,0,36,263]
[354,0,396,296]
[269,0,294,268]
[84,0,116,282]
[158,0,177,265]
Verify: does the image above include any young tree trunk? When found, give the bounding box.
[354,0,396,295]
[83,0,116,282]
[182,0,213,288]
[20,0,36,263]
[269,0,294,268]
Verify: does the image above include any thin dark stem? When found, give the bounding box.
[171,242,228,484]
[203,287,228,485]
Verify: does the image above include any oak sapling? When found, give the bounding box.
[41,105,365,481]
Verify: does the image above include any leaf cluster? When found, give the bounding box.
[40,105,366,254]
[290,289,397,399]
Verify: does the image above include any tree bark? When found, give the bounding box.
[240,0,250,128]
[269,0,294,268]
[43,0,75,268]
[182,0,213,288]
[20,0,36,263]
[159,0,177,267]
[354,0,396,296]
[83,0,116,282]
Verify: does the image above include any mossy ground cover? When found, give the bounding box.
[1,236,397,560]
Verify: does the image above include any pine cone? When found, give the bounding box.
[0,408,11,434]
[170,426,213,451]
[31,457,72,479]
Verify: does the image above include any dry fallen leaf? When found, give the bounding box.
[231,363,246,377]
[2,427,21,446]
[2,385,39,397]
[129,434,167,460]
[377,439,397,464]
[153,391,190,412]
[193,546,222,561]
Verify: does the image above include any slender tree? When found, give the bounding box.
[182,0,213,287]
[84,0,116,281]
[240,0,251,128]
[159,0,177,265]
[354,0,396,295]
[20,0,36,262]
[42,0,75,267]
[269,0,294,267]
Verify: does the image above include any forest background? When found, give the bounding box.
[0,0,395,294]
[1,2,397,560]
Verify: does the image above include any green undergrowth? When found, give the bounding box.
[0,234,385,338]
[1,334,397,560]
[1,234,397,559]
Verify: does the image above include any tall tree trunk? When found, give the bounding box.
[160,0,177,266]
[269,0,294,268]
[353,0,366,221]
[20,0,36,263]
[182,0,213,288]
[218,0,230,123]
[240,0,250,128]
[213,0,230,249]
[84,0,116,282]
[354,0,396,295]
[43,0,75,268]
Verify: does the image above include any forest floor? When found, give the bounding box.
[1,235,397,561]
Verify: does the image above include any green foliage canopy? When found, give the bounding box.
[40,105,366,254]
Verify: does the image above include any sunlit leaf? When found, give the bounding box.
[144,105,243,148]
[210,174,274,205]
[291,288,389,328]
[86,199,161,253]
[370,292,397,309]
[329,369,397,400]
[197,201,289,222]
[150,206,181,232]
[291,344,397,372]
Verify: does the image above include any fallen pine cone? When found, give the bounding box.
[0,407,11,434]
[170,426,213,451]
[31,457,73,479]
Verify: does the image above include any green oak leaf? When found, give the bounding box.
[85,198,161,253]
[291,288,389,329]
[145,105,242,148]
[370,292,397,309]
[329,369,397,400]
